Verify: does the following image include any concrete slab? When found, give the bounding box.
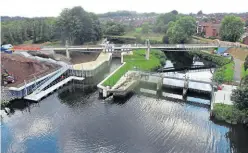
[73,52,111,70]
[213,84,237,105]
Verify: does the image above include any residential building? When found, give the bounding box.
[197,21,221,38]
[243,36,248,45]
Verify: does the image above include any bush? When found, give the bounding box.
[213,103,248,124]
[213,62,234,84]
[231,86,248,110]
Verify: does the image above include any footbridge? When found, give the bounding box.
[157,65,216,73]
[138,71,215,85]
[43,41,221,59]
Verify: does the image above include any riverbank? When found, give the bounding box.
[212,103,248,126]
[102,49,166,87]
[190,51,234,84]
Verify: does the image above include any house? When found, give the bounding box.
[197,21,221,38]
[243,36,248,45]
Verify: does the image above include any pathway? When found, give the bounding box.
[233,58,242,83]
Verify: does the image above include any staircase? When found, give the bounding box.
[31,66,69,95]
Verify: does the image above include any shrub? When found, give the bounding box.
[213,103,248,124]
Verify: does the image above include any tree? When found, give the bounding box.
[142,23,149,34]
[171,10,178,15]
[231,85,248,109]
[245,20,248,27]
[103,21,125,36]
[220,15,245,42]
[166,16,196,43]
[245,55,248,71]
[57,6,102,45]
[197,10,203,16]
[162,35,169,44]
[153,12,177,33]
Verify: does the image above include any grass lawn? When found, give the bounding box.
[223,62,235,82]
[135,27,142,33]
[102,49,166,87]
[213,62,234,84]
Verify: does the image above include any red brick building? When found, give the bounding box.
[197,22,221,38]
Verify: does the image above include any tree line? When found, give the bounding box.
[2,8,247,45]
[1,6,102,45]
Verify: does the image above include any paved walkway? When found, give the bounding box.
[233,58,242,83]
[213,85,237,105]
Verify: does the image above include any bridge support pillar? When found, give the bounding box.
[183,75,189,100]
[65,40,70,59]
[146,39,150,60]
[157,77,163,98]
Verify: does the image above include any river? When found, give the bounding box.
[1,56,248,153]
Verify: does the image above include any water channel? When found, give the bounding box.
[1,54,248,153]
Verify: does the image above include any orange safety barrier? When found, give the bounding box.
[13,46,41,51]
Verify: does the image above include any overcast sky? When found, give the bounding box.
[0,0,247,17]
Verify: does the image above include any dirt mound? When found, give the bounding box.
[1,53,59,87]
[227,48,248,61]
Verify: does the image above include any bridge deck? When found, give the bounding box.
[43,44,219,52]
[25,76,84,101]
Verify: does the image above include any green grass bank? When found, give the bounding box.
[212,103,248,124]
[103,49,166,87]
[190,51,234,84]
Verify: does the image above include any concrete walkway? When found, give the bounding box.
[73,52,111,70]
[213,85,237,105]
[233,58,242,83]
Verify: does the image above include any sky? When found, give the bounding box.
[0,0,247,17]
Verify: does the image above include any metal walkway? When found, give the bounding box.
[24,76,84,101]
[31,66,69,95]
[43,44,220,52]
[138,71,215,85]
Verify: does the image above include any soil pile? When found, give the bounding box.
[1,53,59,87]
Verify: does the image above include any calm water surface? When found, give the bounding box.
[1,56,248,153]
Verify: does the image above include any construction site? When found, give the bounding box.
[1,44,106,105]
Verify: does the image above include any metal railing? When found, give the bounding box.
[31,66,69,94]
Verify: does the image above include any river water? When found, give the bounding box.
[1,57,248,153]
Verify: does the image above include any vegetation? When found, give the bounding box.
[102,21,125,36]
[57,6,102,45]
[213,62,234,84]
[212,104,248,124]
[190,51,233,84]
[153,12,178,33]
[244,55,248,71]
[245,20,248,27]
[1,17,58,44]
[231,77,248,109]
[141,23,149,34]
[166,16,196,43]
[123,29,164,43]
[220,15,245,42]
[242,65,248,78]
[103,49,166,86]
[2,6,102,45]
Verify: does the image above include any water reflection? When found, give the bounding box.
[1,56,248,153]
